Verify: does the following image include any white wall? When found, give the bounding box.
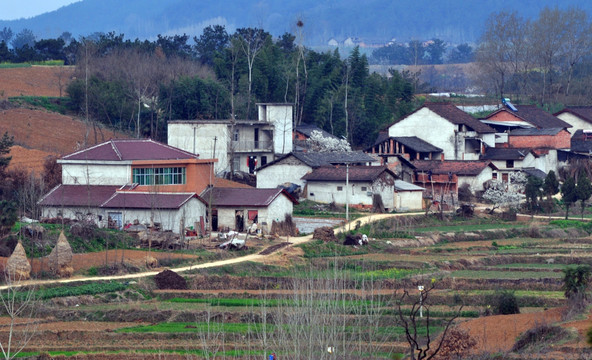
[61,163,130,185]
[395,191,423,211]
[168,122,229,174]
[458,167,493,192]
[556,113,591,132]
[258,104,293,154]
[256,161,312,188]
[306,179,395,209]
[389,108,458,159]
[265,194,294,225]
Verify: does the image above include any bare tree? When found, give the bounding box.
[235,28,268,120]
[0,274,37,360]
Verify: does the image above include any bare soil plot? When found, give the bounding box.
[0,66,74,98]
[7,145,55,174]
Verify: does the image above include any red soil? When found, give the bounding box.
[0,66,74,98]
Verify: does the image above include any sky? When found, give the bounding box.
[1,0,79,20]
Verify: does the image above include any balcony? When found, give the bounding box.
[231,140,273,152]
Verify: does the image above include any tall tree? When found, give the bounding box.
[11,28,35,50]
[561,176,578,219]
[576,173,592,219]
[0,27,13,44]
[235,27,269,119]
[425,38,446,64]
[194,25,229,66]
[0,132,13,176]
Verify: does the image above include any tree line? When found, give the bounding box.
[0,25,417,149]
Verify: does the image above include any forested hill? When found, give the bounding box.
[2,0,591,45]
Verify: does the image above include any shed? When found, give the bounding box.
[394,180,424,211]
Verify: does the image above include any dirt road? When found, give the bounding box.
[0,212,422,290]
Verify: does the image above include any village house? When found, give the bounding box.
[256,151,376,190]
[38,139,214,233]
[480,148,540,182]
[412,160,497,197]
[366,131,444,166]
[394,180,425,211]
[484,104,571,131]
[301,166,396,210]
[554,106,592,132]
[200,187,297,233]
[384,103,496,161]
[167,103,293,175]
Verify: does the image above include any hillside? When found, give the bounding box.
[0,66,74,98]
[1,0,591,45]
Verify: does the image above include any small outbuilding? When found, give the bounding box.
[394,180,424,211]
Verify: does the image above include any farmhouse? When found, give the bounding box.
[256,151,376,189]
[554,106,592,132]
[412,160,497,196]
[168,103,293,175]
[484,105,571,130]
[38,139,214,233]
[480,148,539,182]
[385,103,496,160]
[200,187,297,233]
[301,166,396,210]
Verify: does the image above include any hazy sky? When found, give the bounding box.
[2,1,79,20]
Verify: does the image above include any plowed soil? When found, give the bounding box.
[0,66,74,98]
[7,145,55,174]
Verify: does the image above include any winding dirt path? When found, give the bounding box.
[1,212,422,290]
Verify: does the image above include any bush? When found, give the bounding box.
[495,290,520,315]
[562,264,591,299]
[512,324,568,352]
[458,183,473,202]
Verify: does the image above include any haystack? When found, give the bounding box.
[48,231,74,278]
[5,242,31,281]
[313,226,338,242]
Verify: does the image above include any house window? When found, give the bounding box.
[506,160,514,168]
[361,186,367,191]
[133,167,186,185]
[261,156,267,166]
[233,129,240,141]
[492,173,498,180]
[337,186,343,191]
[232,156,241,171]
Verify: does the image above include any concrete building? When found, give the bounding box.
[302,166,396,211]
[386,103,496,161]
[200,187,297,233]
[168,103,293,175]
[38,139,213,233]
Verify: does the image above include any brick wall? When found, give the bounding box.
[508,130,571,149]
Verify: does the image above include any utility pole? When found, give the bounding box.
[208,137,217,235]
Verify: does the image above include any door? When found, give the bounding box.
[108,212,123,229]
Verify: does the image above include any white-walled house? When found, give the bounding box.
[256,151,376,189]
[200,187,297,233]
[301,166,396,211]
[38,139,213,233]
[394,180,424,211]
[555,107,592,133]
[386,103,496,161]
[168,103,293,175]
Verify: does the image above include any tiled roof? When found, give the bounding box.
[571,129,592,153]
[38,185,119,207]
[390,103,495,133]
[394,180,424,191]
[508,128,563,136]
[481,148,531,160]
[258,151,375,171]
[412,160,496,176]
[301,166,395,182]
[39,185,204,209]
[102,192,200,209]
[62,139,199,161]
[391,137,443,153]
[201,187,297,207]
[522,168,547,179]
[294,123,338,139]
[213,177,252,188]
[488,105,571,129]
[554,106,592,124]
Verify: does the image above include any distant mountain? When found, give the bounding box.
[1,0,591,46]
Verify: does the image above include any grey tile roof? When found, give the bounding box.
[301,166,396,182]
[258,151,376,171]
[571,129,592,153]
[521,168,547,179]
[488,105,571,129]
[394,180,424,191]
[481,148,531,160]
[509,128,563,136]
[554,106,592,124]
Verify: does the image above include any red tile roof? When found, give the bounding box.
[412,160,496,176]
[301,166,396,182]
[388,103,495,133]
[38,185,119,207]
[62,139,199,161]
[201,187,297,207]
[102,192,202,209]
[487,105,571,129]
[39,185,204,209]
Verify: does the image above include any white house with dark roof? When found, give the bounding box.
[301,166,396,210]
[555,107,592,132]
[385,103,496,161]
[394,180,424,211]
[38,139,213,233]
[200,187,297,233]
[255,151,376,189]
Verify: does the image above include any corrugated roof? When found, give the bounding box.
[62,139,199,161]
[487,105,571,129]
[509,128,563,136]
[201,187,296,207]
[301,166,395,182]
[389,103,495,133]
[101,192,200,209]
[481,148,531,160]
[412,160,496,176]
[258,151,375,171]
[554,106,592,124]
[395,180,424,191]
